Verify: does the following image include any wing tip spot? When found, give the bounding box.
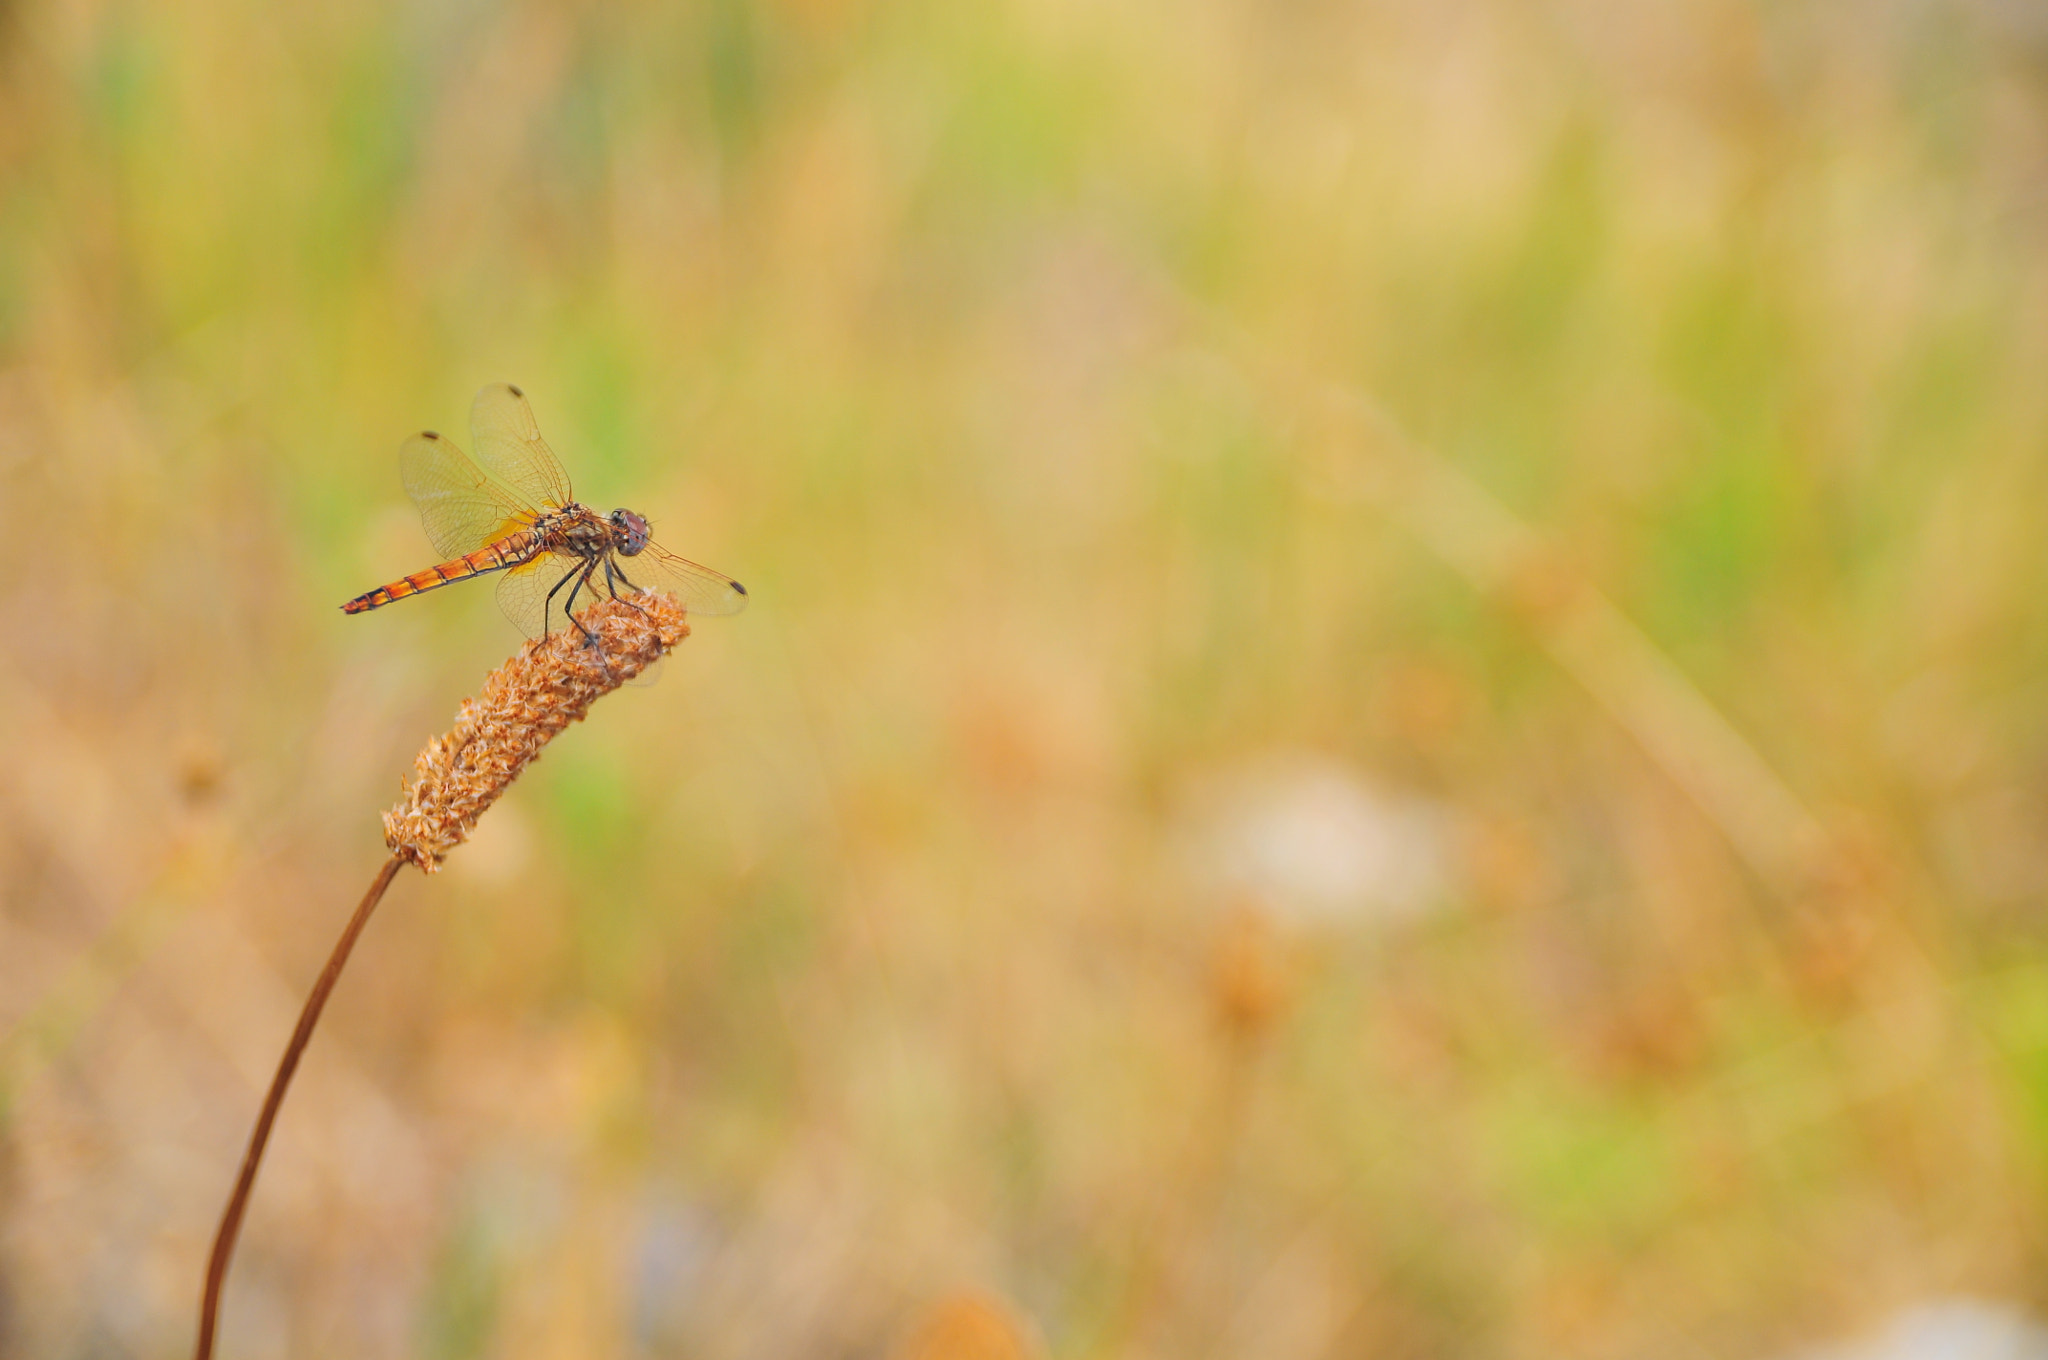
[422,430,441,440]
[507,383,524,398]
[732,580,748,595]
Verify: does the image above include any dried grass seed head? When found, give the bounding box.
[383,591,691,872]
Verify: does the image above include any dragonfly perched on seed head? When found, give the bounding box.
[343,384,747,638]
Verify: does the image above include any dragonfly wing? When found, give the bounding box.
[399,429,540,558]
[618,542,750,617]
[496,548,593,639]
[471,383,575,511]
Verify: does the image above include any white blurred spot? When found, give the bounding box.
[1789,1300,2048,1360]
[1183,753,1449,930]
[631,1191,720,1350]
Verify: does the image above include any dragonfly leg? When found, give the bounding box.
[562,563,591,636]
[603,556,651,620]
[562,559,628,679]
[541,559,586,640]
[562,558,609,649]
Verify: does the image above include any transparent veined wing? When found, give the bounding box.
[616,541,750,617]
[399,429,543,559]
[495,547,591,639]
[470,383,575,512]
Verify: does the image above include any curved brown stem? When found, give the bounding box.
[194,854,406,1360]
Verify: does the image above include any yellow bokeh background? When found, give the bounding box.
[7,1,2048,1357]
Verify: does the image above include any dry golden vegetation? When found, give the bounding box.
[6,1,2048,1357]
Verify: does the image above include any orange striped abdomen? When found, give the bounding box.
[342,532,543,615]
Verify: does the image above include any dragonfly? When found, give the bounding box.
[342,384,747,639]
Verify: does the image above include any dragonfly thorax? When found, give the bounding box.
[609,507,651,557]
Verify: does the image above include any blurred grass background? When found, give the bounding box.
[6,0,2048,1356]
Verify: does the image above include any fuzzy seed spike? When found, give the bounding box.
[383,592,691,871]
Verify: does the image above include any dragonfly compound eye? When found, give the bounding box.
[611,508,651,555]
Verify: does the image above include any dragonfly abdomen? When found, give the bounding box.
[342,532,544,615]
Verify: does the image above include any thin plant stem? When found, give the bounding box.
[192,590,693,1355]
[194,853,405,1360]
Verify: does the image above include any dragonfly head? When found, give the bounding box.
[608,508,651,556]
